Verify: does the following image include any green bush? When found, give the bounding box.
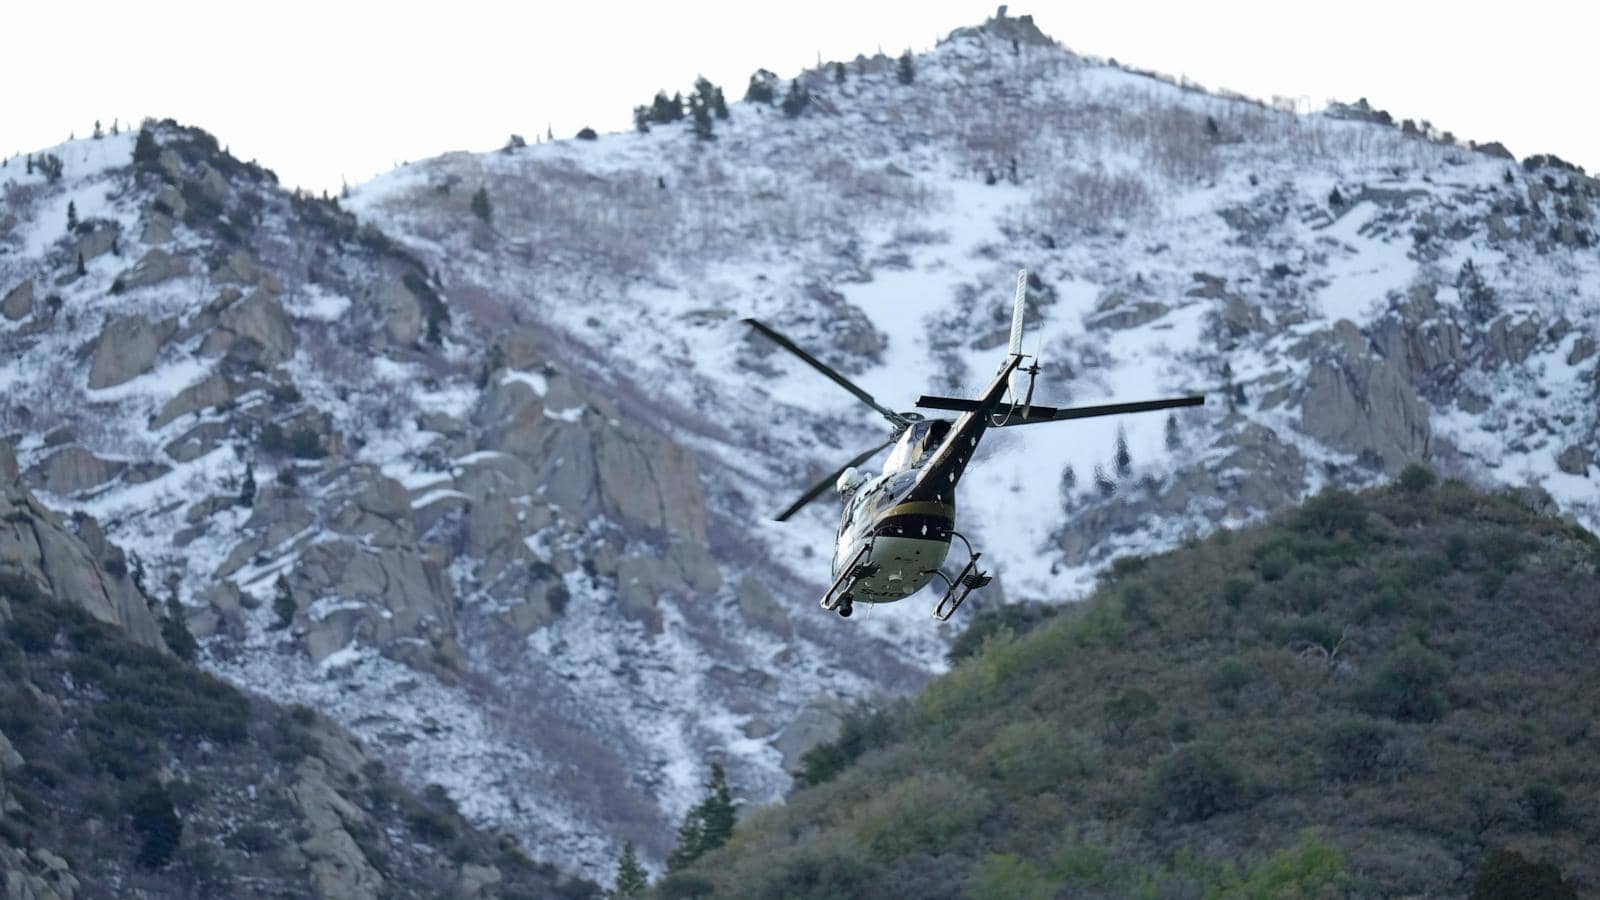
[1470,847,1577,899]
[1209,657,1255,695]
[1396,463,1436,493]
[981,721,1096,793]
[1522,782,1566,831]
[797,704,895,787]
[129,781,181,868]
[1103,687,1159,740]
[1147,743,1247,822]
[948,603,1058,664]
[1321,718,1396,781]
[852,772,992,860]
[1293,489,1369,539]
[1363,641,1450,722]
[1220,577,1253,608]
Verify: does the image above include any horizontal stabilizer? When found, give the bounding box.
[915,394,1204,425]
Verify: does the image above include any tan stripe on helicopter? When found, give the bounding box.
[885,501,954,519]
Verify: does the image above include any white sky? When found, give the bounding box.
[5,1,1597,194]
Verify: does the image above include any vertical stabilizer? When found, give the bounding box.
[1007,269,1027,359]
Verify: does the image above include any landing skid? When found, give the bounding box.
[930,531,992,621]
[822,540,879,618]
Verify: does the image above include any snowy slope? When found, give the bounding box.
[4,12,1597,885]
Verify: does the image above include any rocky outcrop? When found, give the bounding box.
[117,248,189,290]
[214,286,296,365]
[3,279,36,320]
[1298,320,1431,474]
[1087,291,1169,331]
[151,371,234,428]
[1556,444,1593,477]
[72,222,119,261]
[1367,282,1468,398]
[291,757,385,900]
[772,696,849,775]
[0,457,165,648]
[24,446,125,496]
[87,313,178,389]
[1481,314,1542,368]
[370,278,423,347]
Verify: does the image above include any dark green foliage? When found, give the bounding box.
[402,270,449,345]
[1522,782,1566,831]
[798,704,895,787]
[1329,187,1345,206]
[1397,463,1436,493]
[67,201,78,232]
[833,61,846,84]
[162,594,199,662]
[576,127,599,141]
[471,186,492,223]
[1103,686,1158,740]
[133,127,160,167]
[666,763,737,871]
[744,70,777,104]
[239,462,256,507]
[896,50,915,85]
[129,782,181,868]
[1114,426,1132,477]
[1363,640,1450,722]
[1471,848,1577,899]
[75,252,86,277]
[691,99,714,141]
[1321,717,1396,781]
[780,80,809,118]
[1458,258,1497,324]
[632,106,651,134]
[258,423,324,459]
[611,841,647,897]
[946,603,1058,664]
[650,91,684,123]
[1220,576,1252,607]
[272,576,295,630]
[1147,743,1246,822]
[656,873,715,899]
[7,602,58,652]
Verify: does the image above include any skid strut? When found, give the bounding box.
[931,531,992,621]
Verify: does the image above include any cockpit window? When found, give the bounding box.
[883,419,952,473]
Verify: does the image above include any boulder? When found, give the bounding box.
[293,541,457,665]
[1087,293,1170,331]
[25,447,125,496]
[1482,315,1542,368]
[1367,282,1467,397]
[87,314,178,389]
[1556,444,1593,476]
[0,441,16,483]
[735,574,792,637]
[152,184,187,219]
[211,250,264,285]
[772,696,850,776]
[2,279,33,321]
[1299,320,1431,474]
[370,278,422,347]
[152,372,234,428]
[163,421,233,462]
[457,864,504,899]
[1567,336,1596,366]
[117,248,189,290]
[291,758,385,900]
[73,222,119,261]
[140,213,175,245]
[219,287,295,365]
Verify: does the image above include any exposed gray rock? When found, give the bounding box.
[212,250,265,285]
[163,421,232,462]
[195,164,230,208]
[1482,314,1542,368]
[457,863,504,899]
[139,213,175,245]
[0,478,165,648]
[152,184,187,219]
[0,441,16,483]
[1086,291,1169,331]
[735,575,792,637]
[1556,444,1593,476]
[1299,320,1431,474]
[292,540,457,666]
[117,248,189,290]
[370,278,422,347]
[25,446,125,496]
[87,314,178,389]
[291,757,384,900]
[1367,282,1467,398]
[218,286,295,365]
[73,222,119,261]
[773,696,849,775]
[151,372,234,428]
[1567,335,1596,366]
[2,279,33,321]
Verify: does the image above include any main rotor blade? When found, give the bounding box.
[744,318,907,428]
[775,438,895,522]
[915,394,1205,424]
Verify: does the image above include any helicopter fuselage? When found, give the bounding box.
[829,355,1022,604]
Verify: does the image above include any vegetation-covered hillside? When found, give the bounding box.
[655,471,1598,898]
[0,582,598,899]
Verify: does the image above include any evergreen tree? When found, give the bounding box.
[1457,258,1496,324]
[26,155,32,175]
[1114,426,1132,478]
[632,105,651,133]
[93,119,103,139]
[1165,413,1181,451]
[649,90,680,124]
[1094,464,1116,498]
[610,841,648,898]
[897,49,915,85]
[670,92,686,121]
[133,127,159,167]
[745,69,778,104]
[67,200,78,232]
[697,763,735,852]
[1060,463,1077,504]
[691,97,714,141]
[711,87,728,120]
[272,576,296,629]
[780,80,810,118]
[162,587,199,662]
[471,186,492,223]
[130,782,181,868]
[664,809,704,872]
[1328,187,1345,207]
[76,252,86,277]
[834,61,846,84]
[240,461,256,507]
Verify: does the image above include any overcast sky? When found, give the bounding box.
[6,1,1597,193]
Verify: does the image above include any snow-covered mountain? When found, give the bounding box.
[2,11,1595,882]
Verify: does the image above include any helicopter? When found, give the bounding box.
[745,270,1204,621]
